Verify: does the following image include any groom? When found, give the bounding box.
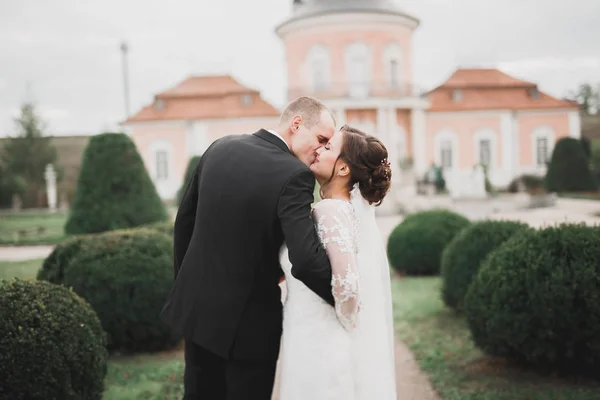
[160,96,337,399]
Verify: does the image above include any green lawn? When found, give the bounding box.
[0,258,44,280]
[0,210,68,245]
[392,276,600,400]
[104,352,184,400]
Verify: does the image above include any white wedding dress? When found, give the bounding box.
[278,184,397,400]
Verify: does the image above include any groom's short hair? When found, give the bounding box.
[279,96,335,129]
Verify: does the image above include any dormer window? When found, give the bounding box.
[155,99,165,111]
[452,89,463,102]
[241,94,252,106]
[529,87,540,99]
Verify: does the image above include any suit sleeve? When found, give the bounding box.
[173,164,200,280]
[277,168,335,306]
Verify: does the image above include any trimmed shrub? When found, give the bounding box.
[177,155,201,205]
[0,279,107,400]
[387,209,470,275]
[464,224,600,371]
[65,132,168,235]
[39,228,178,353]
[581,136,591,160]
[36,235,89,284]
[545,137,598,192]
[441,220,529,310]
[143,219,174,237]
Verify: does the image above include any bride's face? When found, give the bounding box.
[310,129,344,183]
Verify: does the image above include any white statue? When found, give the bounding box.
[44,164,57,212]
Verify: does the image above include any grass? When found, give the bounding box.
[0,210,69,245]
[392,276,600,399]
[0,258,44,280]
[104,351,184,400]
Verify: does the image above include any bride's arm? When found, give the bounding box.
[313,201,360,331]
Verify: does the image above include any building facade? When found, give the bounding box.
[123,76,279,199]
[126,0,580,201]
[276,0,580,192]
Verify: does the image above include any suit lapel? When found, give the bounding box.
[254,129,291,154]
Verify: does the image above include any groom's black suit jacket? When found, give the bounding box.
[161,129,334,361]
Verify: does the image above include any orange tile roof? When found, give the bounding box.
[427,68,577,112]
[157,75,255,98]
[438,68,535,89]
[124,75,279,123]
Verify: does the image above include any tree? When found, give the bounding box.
[176,155,202,205]
[545,137,598,192]
[568,83,599,115]
[65,132,168,234]
[1,103,58,208]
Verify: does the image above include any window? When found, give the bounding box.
[312,59,327,91]
[390,59,399,88]
[307,45,331,93]
[536,137,549,167]
[383,43,403,91]
[241,94,252,106]
[155,99,165,111]
[479,139,491,167]
[345,42,371,98]
[452,89,463,102]
[441,140,453,168]
[156,150,168,179]
[529,87,540,99]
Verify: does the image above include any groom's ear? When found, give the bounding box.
[291,115,303,133]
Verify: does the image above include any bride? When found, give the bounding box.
[278,124,397,399]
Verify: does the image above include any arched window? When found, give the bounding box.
[345,42,371,98]
[383,43,403,91]
[434,130,459,169]
[306,44,331,92]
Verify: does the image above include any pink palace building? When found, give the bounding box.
[123,0,581,202]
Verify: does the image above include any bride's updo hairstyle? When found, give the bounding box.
[322,124,392,206]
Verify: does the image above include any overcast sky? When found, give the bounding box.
[1,0,599,136]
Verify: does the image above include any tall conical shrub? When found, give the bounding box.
[545,137,598,192]
[65,133,168,234]
[176,155,201,205]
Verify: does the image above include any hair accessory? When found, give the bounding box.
[380,158,391,179]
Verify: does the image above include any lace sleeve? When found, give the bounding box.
[313,200,360,331]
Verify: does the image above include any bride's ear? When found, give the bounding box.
[337,163,350,177]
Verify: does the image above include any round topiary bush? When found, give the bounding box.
[39,228,179,353]
[142,219,174,237]
[464,224,600,371]
[177,155,201,205]
[387,209,471,275]
[0,279,108,400]
[440,220,529,310]
[65,132,169,235]
[36,235,89,284]
[545,137,598,193]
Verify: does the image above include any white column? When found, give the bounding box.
[411,108,427,174]
[44,164,57,213]
[568,110,581,138]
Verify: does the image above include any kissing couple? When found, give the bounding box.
[161,96,397,399]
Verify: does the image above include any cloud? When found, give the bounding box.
[498,57,600,72]
[0,0,599,134]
